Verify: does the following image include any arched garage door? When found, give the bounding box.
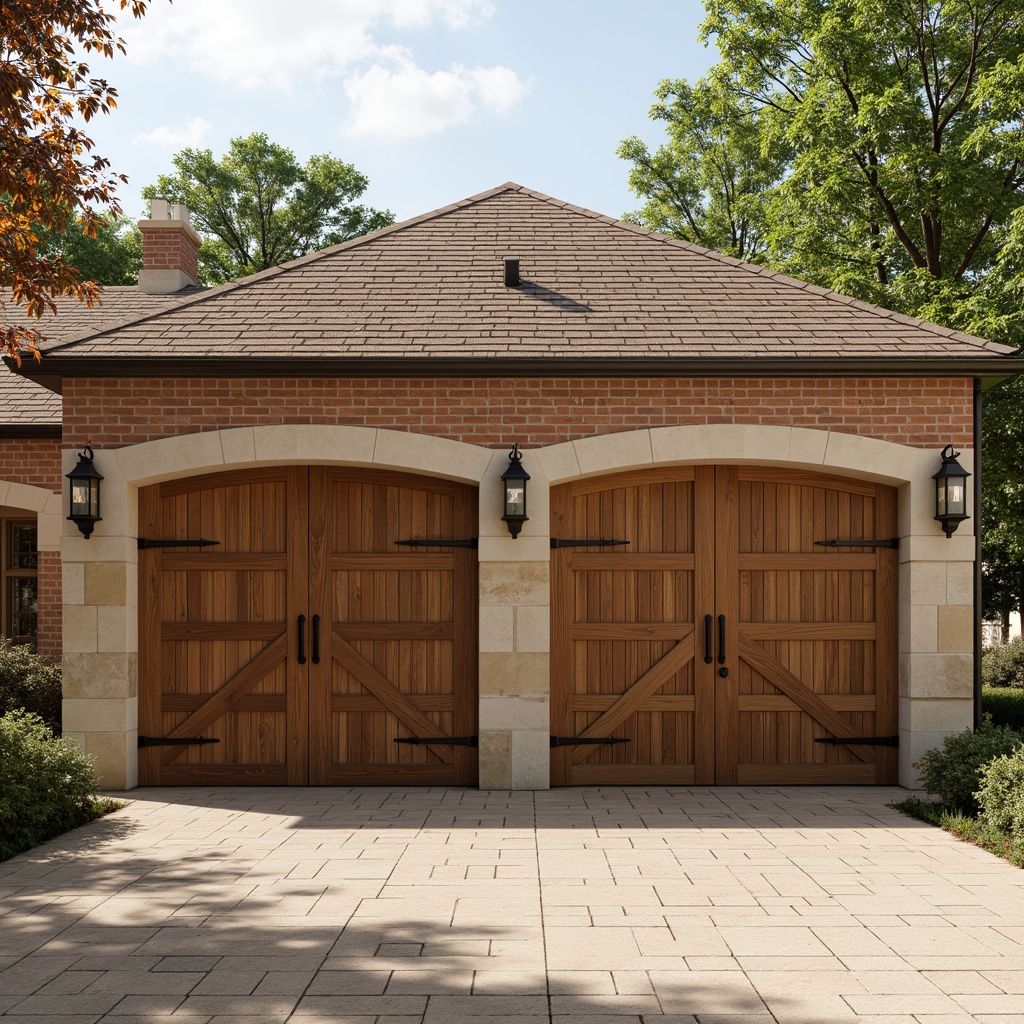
[138,466,478,786]
[550,466,898,786]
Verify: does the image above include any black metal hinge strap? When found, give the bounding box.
[395,735,479,747]
[550,538,630,549]
[137,538,220,550]
[814,538,900,549]
[814,735,900,747]
[550,736,631,748]
[395,538,478,549]
[138,736,221,748]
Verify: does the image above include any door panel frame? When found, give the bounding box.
[551,463,899,787]
[140,465,477,786]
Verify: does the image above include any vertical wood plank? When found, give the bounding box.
[715,466,740,785]
[694,466,716,785]
[138,484,163,785]
[875,484,899,783]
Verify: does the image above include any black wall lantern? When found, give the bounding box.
[933,444,970,538]
[501,443,530,539]
[66,445,103,538]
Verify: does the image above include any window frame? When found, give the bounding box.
[2,518,38,648]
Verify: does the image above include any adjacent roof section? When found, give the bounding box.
[10,184,1022,379]
[0,370,62,434]
[1,287,204,427]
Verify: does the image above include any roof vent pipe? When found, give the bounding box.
[503,256,520,288]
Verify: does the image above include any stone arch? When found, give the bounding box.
[108,425,494,490]
[532,423,939,491]
[61,427,496,790]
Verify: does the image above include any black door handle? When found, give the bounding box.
[297,614,307,665]
[704,614,713,664]
[718,614,726,665]
[311,614,321,665]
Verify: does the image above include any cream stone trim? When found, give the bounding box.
[137,269,197,294]
[110,425,494,489]
[0,480,62,551]
[535,424,958,494]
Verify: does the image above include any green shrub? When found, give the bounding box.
[0,641,62,732]
[982,638,1024,689]
[0,710,101,860]
[984,686,1024,731]
[976,745,1024,845]
[913,717,1023,813]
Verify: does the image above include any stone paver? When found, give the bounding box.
[1,786,1024,1022]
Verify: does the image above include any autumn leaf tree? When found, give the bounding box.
[143,133,394,285]
[1,0,155,359]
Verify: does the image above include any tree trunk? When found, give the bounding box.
[1017,569,1024,641]
[1002,607,1010,645]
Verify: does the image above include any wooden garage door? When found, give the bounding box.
[138,467,477,786]
[550,466,897,786]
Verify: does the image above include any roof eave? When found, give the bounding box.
[8,354,1024,387]
[0,423,62,438]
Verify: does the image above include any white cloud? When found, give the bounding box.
[133,116,212,148]
[118,0,496,91]
[344,60,528,139]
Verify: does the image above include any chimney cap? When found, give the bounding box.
[147,199,192,227]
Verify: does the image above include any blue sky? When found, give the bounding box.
[88,0,717,225]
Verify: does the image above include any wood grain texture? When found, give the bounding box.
[550,464,898,788]
[737,635,876,764]
[158,634,288,765]
[140,465,477,786]
[570,636,696,763]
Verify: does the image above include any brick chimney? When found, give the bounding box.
[137,199,202,293]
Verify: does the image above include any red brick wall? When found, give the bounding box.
[64,377,975,450]
[0,438,63,491]
[36,551,61,663]
[0,439,62,662]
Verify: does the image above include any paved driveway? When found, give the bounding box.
[1,787,1024,1023]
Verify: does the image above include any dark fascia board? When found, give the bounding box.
[7,355,1024,391]
[0,424,62,438]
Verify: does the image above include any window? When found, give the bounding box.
[3,520,37,647]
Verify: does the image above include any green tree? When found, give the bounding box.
[37,213,142,286]
[621,0,1024,627]
[143,133,394,285]
[622,0,1024,341]
[618,78,787,261]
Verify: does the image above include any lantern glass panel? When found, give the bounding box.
[947,480,965,514]
[506,485,525,516]
[71,481,91,515]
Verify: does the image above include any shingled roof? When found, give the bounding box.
[0,371,62,432]
[12,184,1022,379]
[1,287,203,430]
